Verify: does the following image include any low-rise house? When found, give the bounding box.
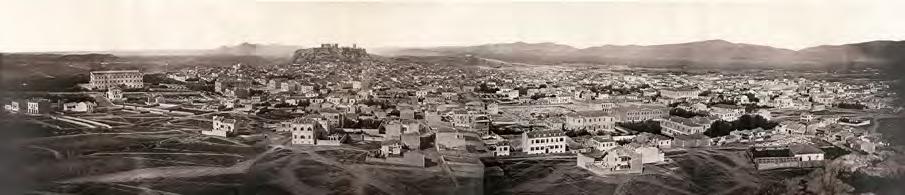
[400,109,416,120]
[710,104,744,121]
[486,103,500,115]
[436,127,468,148]
[848,138,877,154]
[634,146,666,164]
[26,99,52,115]
[576,146,643,175]
[750,144,825,170]
[385,120,421,137]
[672,134,712,148]
[380,139,403,156]
[401,133,422,149]
[63,101,96,113]
[318,133,348,146]
[320,110,342,127]
[107,87,123,100]
[791,144,825,162]
[449,110,490,128]
[800,113,815,122]
[776,121,807,134]
[490,141,511,157]
[204,116,237,137]
[4,100,21,113]
[649,134,673,149]
[589,135,618,152]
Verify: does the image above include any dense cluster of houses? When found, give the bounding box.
[4,44,898,180]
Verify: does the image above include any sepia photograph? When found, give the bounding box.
[2,0,905,194]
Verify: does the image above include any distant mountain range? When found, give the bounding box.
[37,43,303,57]
[16,40,905,71]
[373,40,905,70]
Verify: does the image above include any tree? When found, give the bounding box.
[617,120,662,135]
[669,108,707,118]
[744,93,759,103]
[802,161,854,194]
[704,115,778,137]
[565,129,591,137]
[836,102,867,109]
[704,120,735,137]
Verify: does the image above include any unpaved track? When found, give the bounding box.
[60,146,278,184]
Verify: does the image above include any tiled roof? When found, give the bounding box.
[525,129,566,138]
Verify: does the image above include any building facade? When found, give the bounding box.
[564,110,615,132]
[614,104,668,122]
[26,99,51,115]
[659,87,701,99]
[204,116,237,137]
[660,116,715,136]
[290,118,319,145]
[576,146,643,175]
[89,70,143,89]
[107,87,123,100]
[522,130,568,155]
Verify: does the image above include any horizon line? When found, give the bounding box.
[5,38,903,54]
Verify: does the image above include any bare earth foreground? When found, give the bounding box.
[483,149,814,195]
[6,110,475,195]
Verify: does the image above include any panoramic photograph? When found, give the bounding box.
[2,0,905,194]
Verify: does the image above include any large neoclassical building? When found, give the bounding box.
[89,70,144,90]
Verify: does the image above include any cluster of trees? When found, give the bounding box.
[476,83,500,94]
[743,93,760,103]
[743,104,773,113]
[492,125,550,135]
[667,101,685,107]
[529,93,547,100]
[341,118,382,129]
[703,115,777,137]
[835,102,867,109]
[617,120,662,135]
[490,125,522,135]
[669,108,708,118]
[565,129,593,137]
[590,84,650,95]
[360,99,393,109]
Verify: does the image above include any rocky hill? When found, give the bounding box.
[290,44,370,65]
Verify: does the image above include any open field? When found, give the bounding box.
[484,149,818,195]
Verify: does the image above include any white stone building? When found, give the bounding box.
[107,87,123,100]
[89,70,143,89]
[63,101,96,113]
[290,118,319,145]
[26,99,51,115]
[589,135,618,152]
[204,116,237,137]
[522,130,568,155]
[660,116,715,136]
[564,110,615,133]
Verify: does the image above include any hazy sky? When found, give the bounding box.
[2,0,905,52]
